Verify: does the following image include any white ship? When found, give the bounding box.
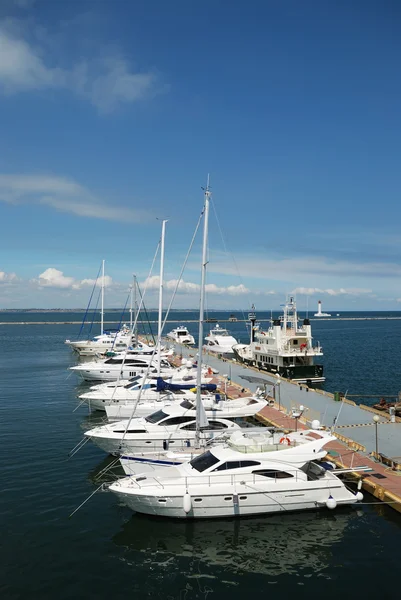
[233,298,324,384]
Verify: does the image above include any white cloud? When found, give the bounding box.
[291,287,373,297]
[0,270,19,283]
[81,276,113,288]
[0,22,164,113]
[32,268,113,290]
[0,173,152,223]
[142,276,249,296]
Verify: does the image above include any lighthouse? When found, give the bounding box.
[314,300,331,317]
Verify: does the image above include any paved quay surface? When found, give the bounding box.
[171,342,401,460]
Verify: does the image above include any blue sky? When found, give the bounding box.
[1,0,401,310]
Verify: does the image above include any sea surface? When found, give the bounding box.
[1,311,401,599]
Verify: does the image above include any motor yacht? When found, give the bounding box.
[109,430,363,518]
[166,326,195,345]
[204,324,238,357]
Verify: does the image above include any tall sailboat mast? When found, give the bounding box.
[129,279,133,331]
[100,259,105,335]
[157,220,167,376]
[195,178,211,440]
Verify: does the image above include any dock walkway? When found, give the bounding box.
[169,340,401,514]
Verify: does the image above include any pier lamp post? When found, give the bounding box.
[223,374,228,394]
[291,405,305,432]
[276,377,281,411]
[373,415,380,457]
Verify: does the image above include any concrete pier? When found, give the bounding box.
[170,340,401,514]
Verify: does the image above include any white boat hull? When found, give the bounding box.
[110,480,358,519]
[73,366,173,382]
[87,429,237,456]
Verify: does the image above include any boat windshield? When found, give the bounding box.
[145,410,169,424]
[180,400,195,409]
[126,376,142,388]
[190,450,219,472]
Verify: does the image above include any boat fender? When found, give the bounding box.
[183,492,192,514]
[326,495,337,510]
[355,492,363,502]
[279,437,291,445]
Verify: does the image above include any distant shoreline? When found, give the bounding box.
[1,309,401,314]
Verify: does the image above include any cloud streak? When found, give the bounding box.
[0,173,153,223]
[143,276,250,296]
[31,268,113,289]
[0,270,19,283]
[291,287,373,297]
[207,251,401,282]
[0,21,165,113]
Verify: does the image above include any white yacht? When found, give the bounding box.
[109,431,363,518]
[233,298,324,383]
[79,369,216,418]
[104,393,267,422]
[65,325,135,356]
[70,351,173,382]
[166,326,195,345]
[84,409,241,455]
[119,426,333,476]
[204,324,238,357]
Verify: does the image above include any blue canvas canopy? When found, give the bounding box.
[156,377,217,392]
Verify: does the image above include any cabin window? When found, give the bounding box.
[181,423,197,431]
[204,421,228,430]
[293,340,298,345]
[158,498,167,503]
[162,416,194,426]
[253,469,294,479]
[224,497,232,501]
[239,496,247,500]
[194,498,203,502]
[214,460,260,471]
[190,450,219,472]
[113,429,145,434]
[214,461,241,471]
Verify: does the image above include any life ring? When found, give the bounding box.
[279,436,291,445]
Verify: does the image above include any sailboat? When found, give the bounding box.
[93,180,266,468]
[65,260,135,355]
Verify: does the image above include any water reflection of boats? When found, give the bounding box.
[112,509,357,577]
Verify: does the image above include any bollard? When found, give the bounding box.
[389,406,396,423]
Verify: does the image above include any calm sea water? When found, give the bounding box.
[1,312,401,599]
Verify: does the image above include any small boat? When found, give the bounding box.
[204,324,238,357]
[228,314,238,322]
[166,326,195,345]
